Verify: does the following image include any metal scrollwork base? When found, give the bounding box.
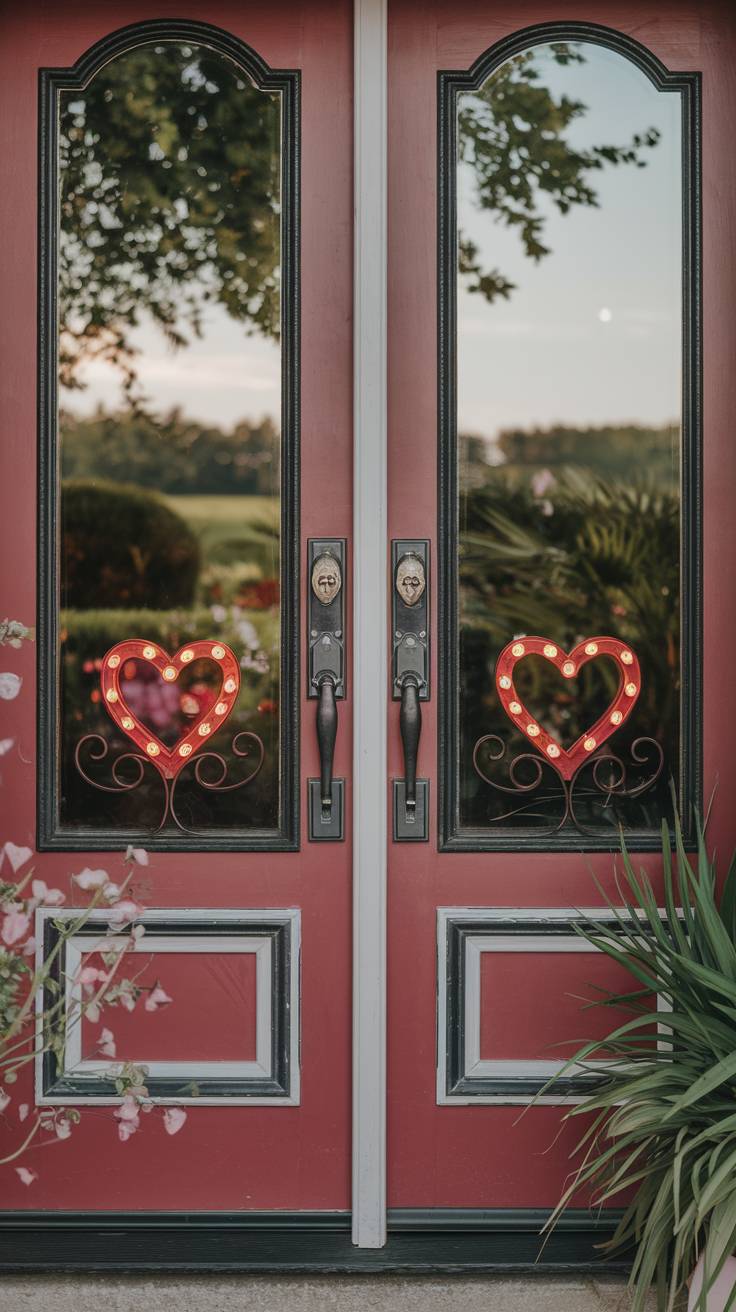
[472,734,664,837]
[75,731,265,834]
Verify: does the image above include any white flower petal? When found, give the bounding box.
[0,673,21,700]
[1,842,33,873]
[73,867,109,890]
[163,1107,187,1136]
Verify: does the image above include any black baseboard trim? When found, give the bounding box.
[0,1208,629,1274]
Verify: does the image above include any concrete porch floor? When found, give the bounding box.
[0,1275,664,1311]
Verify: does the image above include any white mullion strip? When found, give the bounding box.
[352,0,388,1250]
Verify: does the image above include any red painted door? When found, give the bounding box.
[1,0,735,1258]
[387,0,736,1213]
[0,1,354,1212]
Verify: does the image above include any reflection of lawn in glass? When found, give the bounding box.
[164,494,280,575]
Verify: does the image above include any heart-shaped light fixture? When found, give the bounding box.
[495,635,641,781]
[99,639,240,780]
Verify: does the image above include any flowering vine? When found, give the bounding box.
[0,619,188,1184]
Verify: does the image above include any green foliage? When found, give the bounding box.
[0,619,34,648]
[59,42,281,399]
[458,43,660,302]
[61,407,280,498]
[61,479,201,610]
[491,423,679,487]
[0,949,30,1033]
[460,464,679,734]
[543,814,736,1311]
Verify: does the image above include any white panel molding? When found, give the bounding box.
[35,908,300,1107]
[437,907,666,1106]
[352,0,388,1250]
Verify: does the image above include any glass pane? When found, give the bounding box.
[57,41,283,835]
[456,40,682,838]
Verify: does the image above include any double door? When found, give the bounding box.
[1,0,735,1265]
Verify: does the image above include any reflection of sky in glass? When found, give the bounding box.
[61,305,281,429]
[457,43,682,441]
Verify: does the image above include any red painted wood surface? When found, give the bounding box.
[0,0,353,1210]
[80,951,259,1063]
[478,951,653,1063]
[387,0,736,1207]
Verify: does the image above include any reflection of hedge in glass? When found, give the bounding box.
[62,480,200,610]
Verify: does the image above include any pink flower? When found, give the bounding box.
[15,1167,37,1186]
[0,1087,10,1113]
[55,1116,72,1141]
[114,1095,140,1142]
[73,867,109,891]
[21,936,36,957]
[108,899,145,929]
[1,841,32,873]
[145,984,173,1013]
[98,1028,116,1058]
[78,965,106,986]
[18,1104,29,1123]
[85,1000,100,1024]
[1,905,30,946]
[531,467,555,498]
[31,879,65,907]
[115,982,137,1012]
[124,846,149,866]
[163,1107,187,1136]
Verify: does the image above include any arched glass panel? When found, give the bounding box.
[440,33,700,848]
[40,28,299,848]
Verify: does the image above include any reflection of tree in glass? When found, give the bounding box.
[59,43,280,400]
[458,43,660,302]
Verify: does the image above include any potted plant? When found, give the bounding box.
[543,811,736,1311]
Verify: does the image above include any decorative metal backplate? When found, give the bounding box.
[392,540,430,701]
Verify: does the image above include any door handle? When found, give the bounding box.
[399,675,421,811]
[316,674,338,813]
[392,540,429,840]
[307,539,346,840]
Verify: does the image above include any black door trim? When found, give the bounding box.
[0,1208,628,1272]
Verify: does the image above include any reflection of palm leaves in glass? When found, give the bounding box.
[59,43,280,401]
[460,467,679,753]
[458,43,661,301]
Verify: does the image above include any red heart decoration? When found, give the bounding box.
[99,639,241,780]
[495,636,641,781]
